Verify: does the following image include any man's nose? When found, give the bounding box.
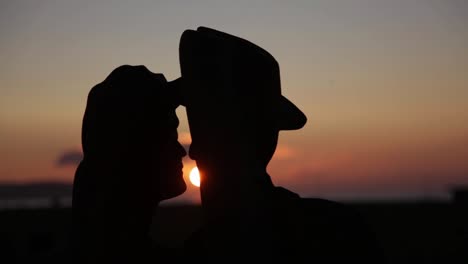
[188,142,198,160]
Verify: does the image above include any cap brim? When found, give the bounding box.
[277,95,307,130]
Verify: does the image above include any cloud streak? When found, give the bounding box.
[56,150,83,167]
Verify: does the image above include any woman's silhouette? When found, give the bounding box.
[72,65,187,263]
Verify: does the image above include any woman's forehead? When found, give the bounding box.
[165,109,179,128]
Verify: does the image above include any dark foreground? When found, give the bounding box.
[1,200,467,263]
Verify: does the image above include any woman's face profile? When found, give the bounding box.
[155,108,187,200]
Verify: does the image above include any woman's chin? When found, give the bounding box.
[159,180,187,200]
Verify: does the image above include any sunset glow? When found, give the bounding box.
[1,1,468,203]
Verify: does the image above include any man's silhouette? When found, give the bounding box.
[72,65,187,263]
[180,27,384,262]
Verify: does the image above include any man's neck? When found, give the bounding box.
[198,164,274,220]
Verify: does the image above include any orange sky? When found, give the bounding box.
[1,1,467,202]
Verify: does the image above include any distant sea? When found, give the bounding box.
[0,196,72,210]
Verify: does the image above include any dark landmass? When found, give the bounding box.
[1,200,467,263]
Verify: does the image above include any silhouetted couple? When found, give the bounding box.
[72,27,384,263]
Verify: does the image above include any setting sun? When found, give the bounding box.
[189,167,201,187]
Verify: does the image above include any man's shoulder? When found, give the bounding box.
[272,187,357,215]
[272,187,371,235]
[301,197,359,217]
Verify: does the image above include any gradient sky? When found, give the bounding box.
[1,0,467,203]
